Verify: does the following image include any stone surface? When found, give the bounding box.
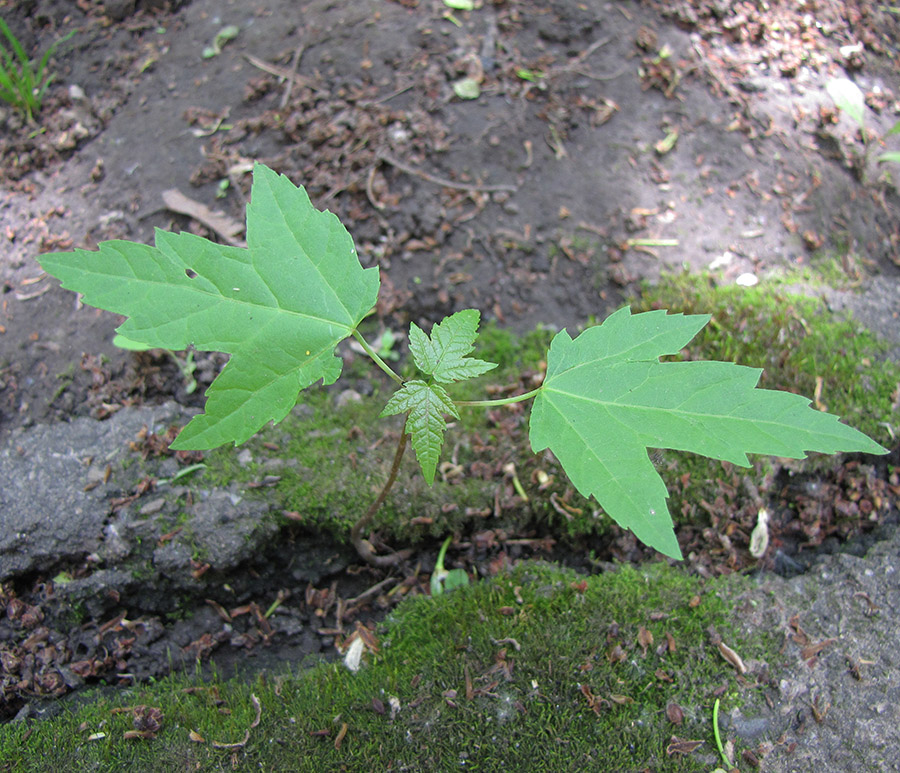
[825,276,900,362]
[730,523,900,772]
[0,403,187,580]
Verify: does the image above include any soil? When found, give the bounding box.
[1,0,899,769]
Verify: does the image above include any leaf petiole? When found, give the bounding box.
[454,388,542,408]
[712,698,731,768]
[352,329,404,385]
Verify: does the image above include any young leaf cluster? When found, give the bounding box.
[382,309,497,484]
[38,163,888,560]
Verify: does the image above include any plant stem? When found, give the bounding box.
[351,430,413,567]
[454,387,541,408]
[712,698,730,767]
[352,329,403,384]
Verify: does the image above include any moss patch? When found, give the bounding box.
[0,562,774,771]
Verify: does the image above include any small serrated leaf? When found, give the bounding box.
[408,309,497,383]
[530,306,887,559]
[381,380,459,484]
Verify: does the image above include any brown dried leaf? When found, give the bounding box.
[800,638,837,661]
[666,702,684,725]
[354,621,380,653]
[607,644,627,664]
[637,626,654,655]
[717,641,747,674]
[666,631,677,653]
[655,668,673,683]
[334,722,348,750]
[189,729,205,743]
[123,729,156,740]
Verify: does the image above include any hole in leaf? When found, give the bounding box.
[185,268,198,279]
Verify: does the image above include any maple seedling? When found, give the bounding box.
[430,535,470,596]
[39,164,888,566]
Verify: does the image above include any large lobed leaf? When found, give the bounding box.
[39,164,379,448]
[530,306,888,559]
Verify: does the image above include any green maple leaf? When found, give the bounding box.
[381,380,459,484]
[408,309,497,383]
[39,164,379,449]
[529,306,888,559]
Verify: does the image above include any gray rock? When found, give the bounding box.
[55,568,137,619]
[824,276,900,362]
[731,524,900,771]
[0,404,187,581]
[726,711,773,740]
[187,488,275,569]
[782,276,900,363]
[152,542,192,574]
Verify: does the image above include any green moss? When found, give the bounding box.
[0,562,774,771]
[467,321,553,375]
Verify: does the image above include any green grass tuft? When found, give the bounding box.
[0,17,73,123]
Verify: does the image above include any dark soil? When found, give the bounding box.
[1,0,899,768]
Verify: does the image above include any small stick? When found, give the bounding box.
[366,166,386,210]
[344,575,398,612]
[280,42,306,108]
[377,153,517,193]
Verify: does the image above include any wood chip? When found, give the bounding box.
[161,188,245,247]
[800,638,837,661]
